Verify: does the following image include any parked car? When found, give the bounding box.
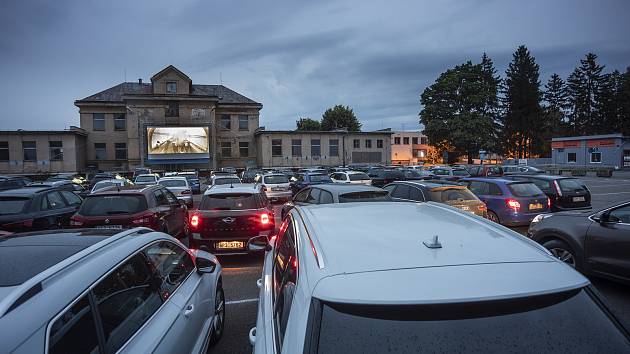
[0,186,83,232]
[503,175,591,211]
[468,164,504,177]
[159,176,194,207]
[429,166,471,181]
[134,173,160,186]
[241,169,262,183]
[89,172,117,188]
[70,185,189,239]
[221,167,237,174]
[281,184,391,219]
[188,184,274,255]
[402,169,427,181]
[528,200,630,285]
[211,175,242,187]
[461,177,550,226]
[132,166,152,179]
[330,171,372,185]
[368,169,405,187]
[503,165,546,175]
[289,173,333,195]
[0,228,224,353]
[0,176,30,191]
[178,171,202,194]
[90,178,133,193]
[384,180,487,218]
[249,202,630,353]
[256,173,292,203]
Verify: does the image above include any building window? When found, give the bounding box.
[412,137,418,145]
[94,143,107,160]
[166,101,179,117]
[23,141,36,161]
[292,139,302,157]
[220,142,231,157]
[377,139,383,149]
[220,115,231,130]
[272,139,282,156]
[311,139,321,157]
[567,152,577,163]
[115,143,127,160]
[239,142,249,157]
[329,139,339,157]
[394,137,401,145]
[114,113,126,131]
[238,115,249,130]
[49,141,63,161]
[353,139,360,149]
[93,113,105,131]
[403,137,410,145]
[0,142,8,161]
[365,139,372,148]
[166,82,177,93]
[421,137,428,144]
[590,152,602,163]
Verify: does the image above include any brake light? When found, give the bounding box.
[131,211,156,226]
[181,189,192,195]
[260,213,270,225]
[478,204,487,211]
[547,197,551,209]
[190,214,200,228]
[505,199,521,211]
[69,216,83,227]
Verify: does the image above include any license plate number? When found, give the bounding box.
[272,187,284,191]
[573,196,585,202]
[529,203,543,210]
[95,225,123,230]
[216,241,244,249]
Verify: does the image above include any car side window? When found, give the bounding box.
[488,183,503,196]
[162,188,179,205]
[383,184,396,194]
[48,296,100,354]
[144,241,195,300]
[306,188,321,204]
[92,252,163,353]
[391,184,411,200]
[531,179,551,192]
[41,191,68,210]
[293,188,310,202]
[319,190,334,204]
[60,190,82,206]
[609,205,630,224]
[272,218,298,350]
[153,189,170,206]
[468,181,489,195]
[409,187,424,201]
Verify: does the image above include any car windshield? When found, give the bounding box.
[558,178,588,192]
[310,174,332,182]
[135,176,156,183]
[0,197,30,215]
[79,195,147,216]
[509,182,544,197]
[339,191,391,203]
[159,179,187,187]
[310,289,630,353]
[264,175,289,184]
[349,173,371,181]
[429,188,478,202]
[199,193,257,210]
[403,170,421,178]
[214,177,241,185]
[452,169,469,176]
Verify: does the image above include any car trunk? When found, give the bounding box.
[192,209,273,252]
[443,199,487,217]
[76,211,154,230]
[266,183,291,192]
[166,186,189,197]
[555,179,591,209]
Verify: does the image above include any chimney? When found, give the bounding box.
[138,78,143,84]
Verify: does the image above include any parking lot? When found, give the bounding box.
[208,172,630,354]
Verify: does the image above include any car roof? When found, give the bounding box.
[509,174,572,180]
[89,185,156,195]
[214,174,239,178]
[311,184,383,194]
[0,186,51,196]
[204,184,260,195]
[94,178,123,184]
[394,180,461,189]
[461,177,524,184]
[295,203,588,304]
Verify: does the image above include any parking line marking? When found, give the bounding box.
[591,191,630,196]
[226,298,259,305]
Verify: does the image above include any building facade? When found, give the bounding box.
[551,133,630,169]
[255,130,392,167]
[75,65,262,171]
[391,131,429,165]
[0,128,87,174]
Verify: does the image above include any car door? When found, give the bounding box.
[271,218,298,351]
[585,203,630,281]
[153,189,175,233]
[409,186,425,202]
[163,188,186,235]
[37,191,73,229]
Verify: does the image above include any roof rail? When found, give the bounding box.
[294,207,325,269]
[0,227,152,317]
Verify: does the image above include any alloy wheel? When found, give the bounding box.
[549,248,576,267]
[212,286,225,342]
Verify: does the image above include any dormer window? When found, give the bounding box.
[166,82,177,94]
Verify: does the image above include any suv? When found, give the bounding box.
[289,173,332,195]
[249,203,630,353]
[0,186,83,232]
[504,175,591,211]
[0,228,224,353]
[256,173,292,202]
[367,169,405,187]
[429,166,471,181]
[189,184,275,255]
[70,185,189,239]
[178,171,201,194]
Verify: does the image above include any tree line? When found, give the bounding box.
[295,105,362,132]
[420,46,630,161]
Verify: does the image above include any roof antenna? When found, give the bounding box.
[423,235,442,249]
[230,180,234,188]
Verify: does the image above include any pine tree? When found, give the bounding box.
[567,53,605,135]
[619,67,630,136]
[480,53,502,153]
[596,71,622,134]
[543,74,569,137]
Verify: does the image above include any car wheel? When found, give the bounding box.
[210,283,225,346]
[543,239,580,270]
[487,211,500,224]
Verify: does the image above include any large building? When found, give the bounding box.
[391,131,429,165]
[551,133,630,169]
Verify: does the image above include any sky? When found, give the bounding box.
[1,0,629,132]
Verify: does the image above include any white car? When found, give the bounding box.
[330,171,372,185]
[90,178,131,193]
[158,176,193,207]
[211,175,242,187]
[134,173,160,186]
[255,173,292,202]
[248,202,630,353]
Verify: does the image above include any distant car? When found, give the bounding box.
[368,169,405,187]
[0,176,30,191]
[290,173,333,194]
[221,167,237,174]
[132,167,152,179]
[281,184,391,219]
[250,202,630,353]
[503,175,591,211]
[89,172,117,188]
[0,228,224,353]
[402,169,427,181]
[528,200,630,285]
[211,175,242,187]
[70,185,189,239]
[468,164,504,177]
[189,184,274,255]
[256,173,292,202]
[159,176,194,207]
[241,169,262,183]
[330,171,372,185]
[90,178,132,193]
[178,171,202,194]
[329,167,350,173]
[461,177,550,226]
[503,165,545,175]
[134,173,160,186]
[0,186,83,232]
[298,168,328,174]
[384,180,487,218]
[429,166,471,181]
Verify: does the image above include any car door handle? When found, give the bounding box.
[256,278,263,289]
[183,304,194,317]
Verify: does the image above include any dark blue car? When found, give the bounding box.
[290,172,333,195]
[461,177,550,226]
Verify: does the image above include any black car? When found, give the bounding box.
[368,169,405,187]
[0,186,83,232]
[0,176,30,191]
[528,200,630,285]
[504,174,591,211]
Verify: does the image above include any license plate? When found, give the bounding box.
[460,206,470,211]
[529,203,543,210]
[95,225,123,230]
[272,187,284,191]
[216,241,244,249]
[573,196,586,202]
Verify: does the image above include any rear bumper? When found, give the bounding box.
[265,190,292,202]
[176,195,194,206]
[189,231,272,255]
[497,210,547,226]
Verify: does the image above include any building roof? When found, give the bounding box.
[255,129,393,136]
[0,128,87,137]
[552,133,627,142]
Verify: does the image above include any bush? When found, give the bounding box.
[571,169,586,176]
[596,168,613,177]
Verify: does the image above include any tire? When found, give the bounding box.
[487,211,500,224]
[210,283,225,346]
[542,239,581,270]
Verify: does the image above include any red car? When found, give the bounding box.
[70,185,189,239]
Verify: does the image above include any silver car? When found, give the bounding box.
[134,173,160,186]
[256,173,292,202]
[158,176,193,207]
[0,228,224,354]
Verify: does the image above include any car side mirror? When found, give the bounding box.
[595,211,610,224]
[248,235,272,252]
[195,253,217,274]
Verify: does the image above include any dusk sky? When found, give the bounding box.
[1,0,629,132]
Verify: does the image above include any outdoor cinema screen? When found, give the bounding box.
[147,126,209,160]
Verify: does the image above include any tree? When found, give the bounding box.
[543,73,569,139]
[320,105,362,131]
[295,117,321,131]
[420,61,496,164]
[502,45,543,158]
[596,70,622,134]
[567,53,605,135]
[619,67,630,136]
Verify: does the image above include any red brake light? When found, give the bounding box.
[261,186,267,192]
[69,216,83,227]
[131,211,156,226]
[260,213,270,225]
[547,197,551,209]
[505,199,521,211]
[190,214,200,228]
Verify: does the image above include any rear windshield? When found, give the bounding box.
[452,169,469,176]
[311,289,630,353]
[214,177,241,185]
[264,175,289,184]
[199,193,257,210]
[339,191,391,203]
[79,195,147,216]
[310,174,332,183]
[349,173,370,181]
[135,176,156,182]
[429,188,478,202]
[0,197,30,215]
[558,178,588,192]
[509,183,544,197]
[159,179,187,188]
[93,181,116,191]
[431,169,450,176]
[381,170,404,179]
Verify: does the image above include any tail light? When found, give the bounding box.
[547,197,551,209]
[3,219,34,230]
[131,211,157,226]
[505,199,521,212]
[553,180,563,196]
[478,204,487,211]
[181,189,192,195]
[190,214,200,229]
[260,213,270,225]
[69,216,83,227]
